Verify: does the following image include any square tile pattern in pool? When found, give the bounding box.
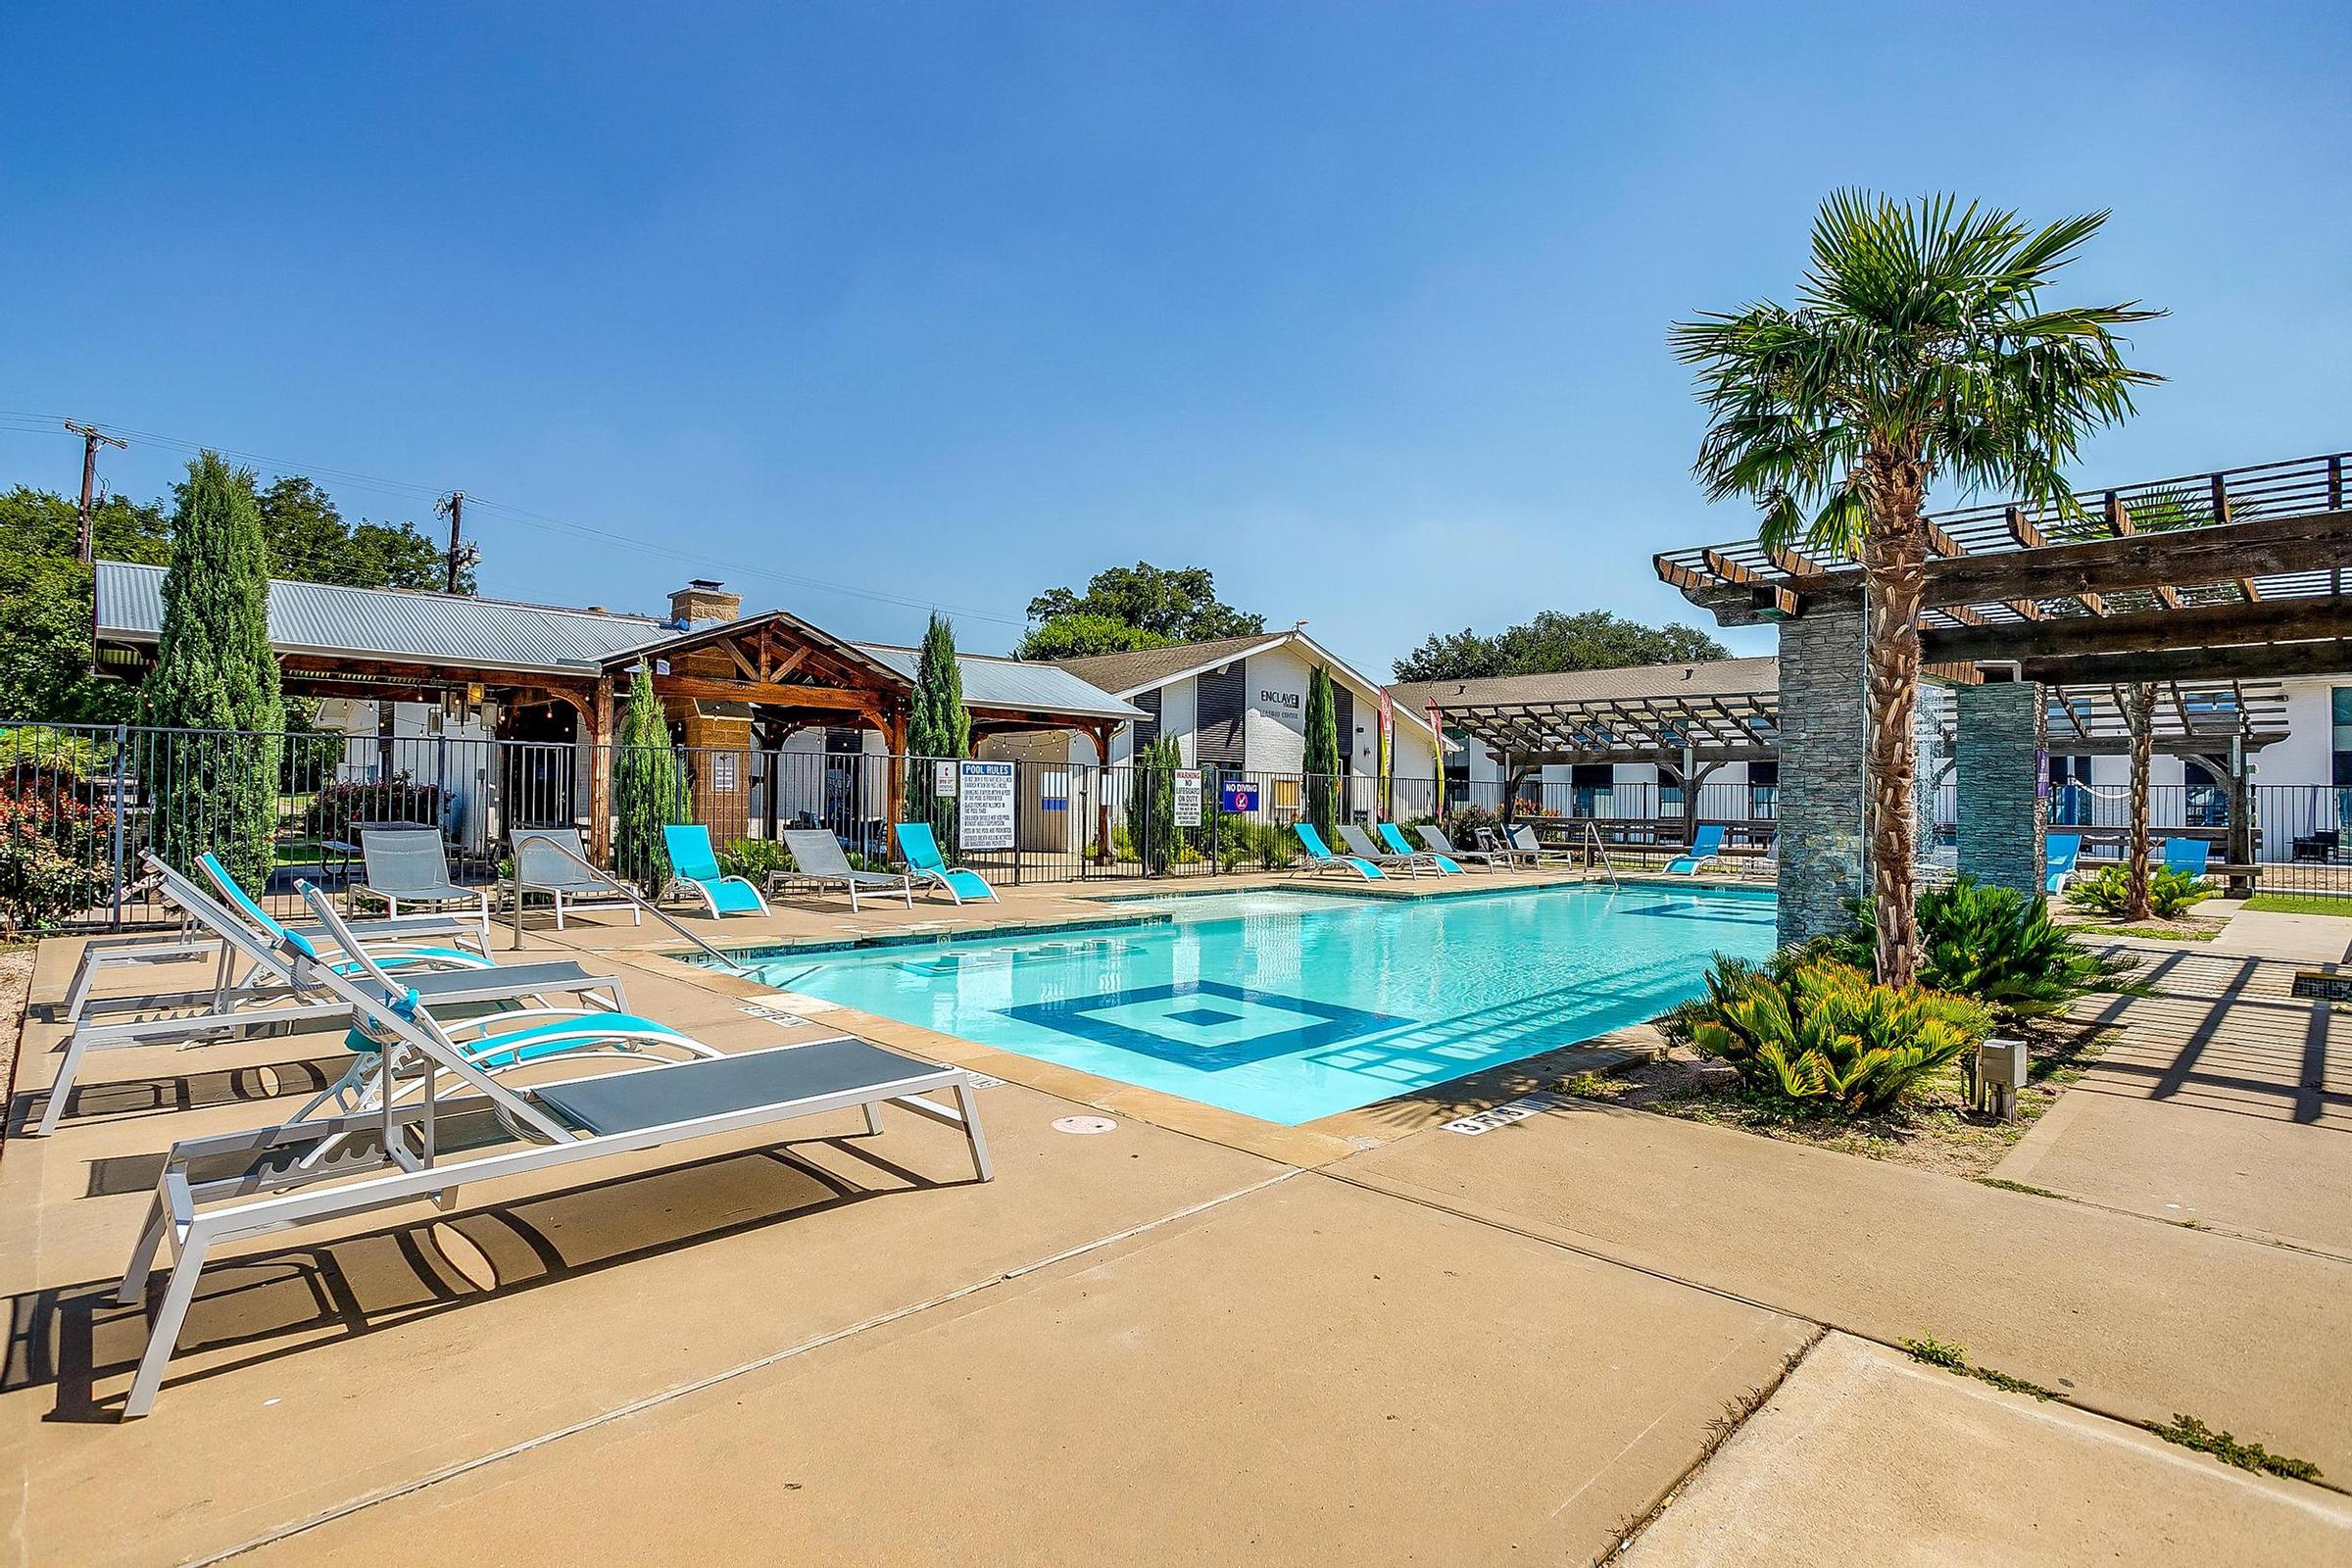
[739,884,1777,1125]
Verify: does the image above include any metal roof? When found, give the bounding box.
[856,644,1145,720]
[95,560,666,673]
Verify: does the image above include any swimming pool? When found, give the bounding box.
[735,884,1776,1125]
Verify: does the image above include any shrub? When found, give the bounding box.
[719,838,796,883]
[1663,954,1991,1118]
[0,788,114,936]
[1127,736,1180,875]
[0,725,110,783]
[1829,876,2134,1022]
[1444,801,1502,850]
[304,775,445,842]
[2065,864,2215,920]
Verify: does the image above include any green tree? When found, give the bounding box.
[1393,610,1730,683]
[0,487,172,722]
[1671,191,2157,984]
[257,476,470,591]
[1015,612,1175,662]
[612,662,684,890]
[1128,734,1181,874]
[1023,563,1263,651]
[1303,666,1341,843]
[905,612,971,849]
[142,454,285,893]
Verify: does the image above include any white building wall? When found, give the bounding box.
[1161,675,1198,764]
[1241,645,1311,773]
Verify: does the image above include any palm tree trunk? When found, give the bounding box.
[1861,510,1929,989]
[2126,681,2155,922]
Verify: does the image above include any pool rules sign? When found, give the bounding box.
[957,760,1016,851]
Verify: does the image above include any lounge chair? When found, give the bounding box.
[661,824,770,918]
[514,828,642,929]
[1293,822,1386,880]
[778,829,914,911]
[1475,826,1540,869]
[2044,834,2082,896]
[1378,822,1463,873]
[2162,838,2213,879]
[1336,822,1432,876]
[113,880,990,1418]
[1502,823,1572,867]
[1414,823,1509,869]
[353,825,492,927]
[894,821,998,904]
[32,853,624,1138]
[1664,824,1728,876]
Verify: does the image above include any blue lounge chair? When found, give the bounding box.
[2162,838,2213,879]
[1377,821,1462,873]
[894,821,999,904]
[662,824,770,918]
[2044,834,2082,895]
[1294,822,1386,880]
[1664,824,1727,876]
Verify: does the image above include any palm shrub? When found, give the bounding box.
[1671,193,2158,985]
[612,662,685,892]
[1127,735,1180,875]
[1664,954,1991,1117]
[1828,876,2132,1022]
[2066,864,2214,920]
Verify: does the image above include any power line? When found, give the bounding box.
[0,408,1029,626]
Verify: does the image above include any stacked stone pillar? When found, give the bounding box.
[1774,609,1867,945]
[1953,681,2046,899]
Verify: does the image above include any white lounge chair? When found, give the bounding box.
[778,829,914,911]
[1414,824,1513,869]
[31,854,623,1138]
[514,828,642,929]
[354,825,492,926]
[1337,822,1437,877]
[112,881,991,1418]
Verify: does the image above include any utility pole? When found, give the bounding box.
[436,490,476,593]
[64,420,127,564]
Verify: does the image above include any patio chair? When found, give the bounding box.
[1415,823,1511,869]
[1502,823,1572,867]
[1664,824,1727,876]
[32,853,625,1138]
[1292,822,1386,880]
[514,828,642,929]
[778,829,914,911]
[893,821,999,904]
[2044,834,2082,896]
[1378,821,1463,873]
[2162,838,2214,879]
[1336,822,1432,876]
[354,825,492,928]
[1474,825,1540,869]
[112,880,990,1418]
[661,824,770,918]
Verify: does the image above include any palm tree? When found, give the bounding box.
[1671,192,2160,984]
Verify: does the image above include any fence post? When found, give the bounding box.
[1210,767,1224,875]
[1012,758,1024,887]
[109,721,129,928]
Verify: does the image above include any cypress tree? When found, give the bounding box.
[1303,665,1341,843]
[612,662,685,891]
[905,613,970,850]
[144,453,284,893]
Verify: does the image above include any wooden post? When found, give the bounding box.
[881,705,907,832]
[587,676,615,865]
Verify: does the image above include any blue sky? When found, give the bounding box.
[6,2,2347,669]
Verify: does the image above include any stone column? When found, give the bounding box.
[1775,608,1867,945]
[1955,680,2045,898]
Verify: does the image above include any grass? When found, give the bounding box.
[2074,921,2219,943]
[1898,1337,2058,1401]
[2244,892,2352,917]
[2149,1413,2325,1483]
[1974,1176,2063,1200]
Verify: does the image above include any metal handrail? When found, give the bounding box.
[507,836,752,974]
[1579,820,1621,889]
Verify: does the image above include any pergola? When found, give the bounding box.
[1654,450,2352,937]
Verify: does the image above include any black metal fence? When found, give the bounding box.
[0,720,1469,928]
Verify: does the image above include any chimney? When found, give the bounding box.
[668,578,741,628]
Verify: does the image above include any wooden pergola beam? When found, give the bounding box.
[1925,594,2352,663]
[2022,639,2352,685]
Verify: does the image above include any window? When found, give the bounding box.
[1442,730,1472,803]
[2185,756,2230,828]
[1272,777,1301,811]
[2333,691,2352,828]
[1747,760,1780,819]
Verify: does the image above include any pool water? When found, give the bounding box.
[740,884,1777,1126]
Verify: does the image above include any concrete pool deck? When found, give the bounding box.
[6,875,2349,1563]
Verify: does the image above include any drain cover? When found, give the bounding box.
[1052,1115,1118,1136]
